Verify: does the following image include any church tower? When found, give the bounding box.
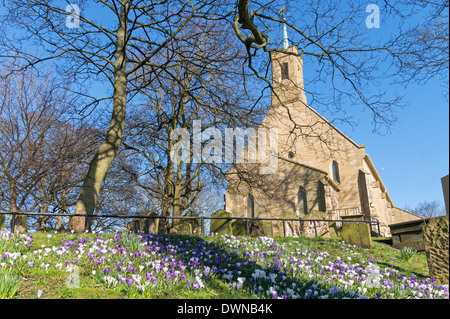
[270,35,307,107]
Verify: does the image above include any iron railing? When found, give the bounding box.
[0,210,380,238]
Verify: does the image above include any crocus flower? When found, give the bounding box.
[126,278,134,286]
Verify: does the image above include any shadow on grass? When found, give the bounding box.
[138,233,364,299]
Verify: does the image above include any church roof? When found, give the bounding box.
[363,154,394,207]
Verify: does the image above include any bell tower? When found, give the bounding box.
[270,25,307,106]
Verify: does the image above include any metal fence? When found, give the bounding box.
[0,210,381,238]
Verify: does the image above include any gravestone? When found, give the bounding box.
[143,213,160,234]
[389,219,426,251]
[171,223,192,235]
[127,219,141,233]
[232,219,246,236]
[262,221,273,237]
[182,210,202,234]
[340,222,372,249]
[231,220,266,237]
[423,216,449,284]
[210,210,232,235]
[281,211,301,237]
[301,210,329,238]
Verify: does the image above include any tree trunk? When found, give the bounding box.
[10,185,26,233]
[0,214,4,231]
[67,1,129,232]
[159,140,175,233]
[37,178,49,232]
[55,214,64,231]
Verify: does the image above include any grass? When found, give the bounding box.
[0,230,447,299]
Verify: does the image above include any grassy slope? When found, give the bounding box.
[2,232,430,299]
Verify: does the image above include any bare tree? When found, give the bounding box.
[0,0,232,231]
[122,20,264,232]
[32,121,99,231]
[0,63,85,232]
[1,0,446,233]
[405,200,446,218]
[390,0,449,96]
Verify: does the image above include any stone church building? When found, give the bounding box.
[224,44,421,237]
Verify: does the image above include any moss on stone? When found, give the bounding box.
[305,210,328,219]
[144,212,160,234]
[423,216,449,284]
[262,221,273,237]
[210,210,232,235]
[281,211,297,219]
[341,222,372,249]
[172,223,192,235]
[232,219,246,236]
[180,210,202,234]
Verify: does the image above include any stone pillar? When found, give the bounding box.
[423,216,449,284]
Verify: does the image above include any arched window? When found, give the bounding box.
[332,161,340,183]
[281,62,289,80]
[297,187,307,215]
[247,195,255,218]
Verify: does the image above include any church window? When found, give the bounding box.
[332,161,340,183]
[281,62,289,80]
[297,187,307,215]
[247,195,255,218]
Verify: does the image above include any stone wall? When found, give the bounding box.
[423,216,449,284]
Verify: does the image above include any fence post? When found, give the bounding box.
[245,218,249,236]
[146,216,150,234]
[377,220,380,236]
[11,211,16,233]
[283,219,286,237]
[313,220,317,237]
[84,214,89,233]
[200,217,204,236]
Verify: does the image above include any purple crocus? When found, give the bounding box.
[126,278,134,286]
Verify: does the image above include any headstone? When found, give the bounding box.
[301,210,329,238]
[145,213,160,234]
[127,219,141,233]
[231,220,266,237]
[281,211,301,237]
[232,219,246,236]
[389,219,426,251]
[262,221,273,237]
[182,210,202,234]
[171,223,192,235]
[340,222,372,249]
[210,210,232,235]
[423,216,449,284]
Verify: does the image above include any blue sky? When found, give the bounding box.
[347,77,449,210]
[291,3,449,212]
[3,1,446,213]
